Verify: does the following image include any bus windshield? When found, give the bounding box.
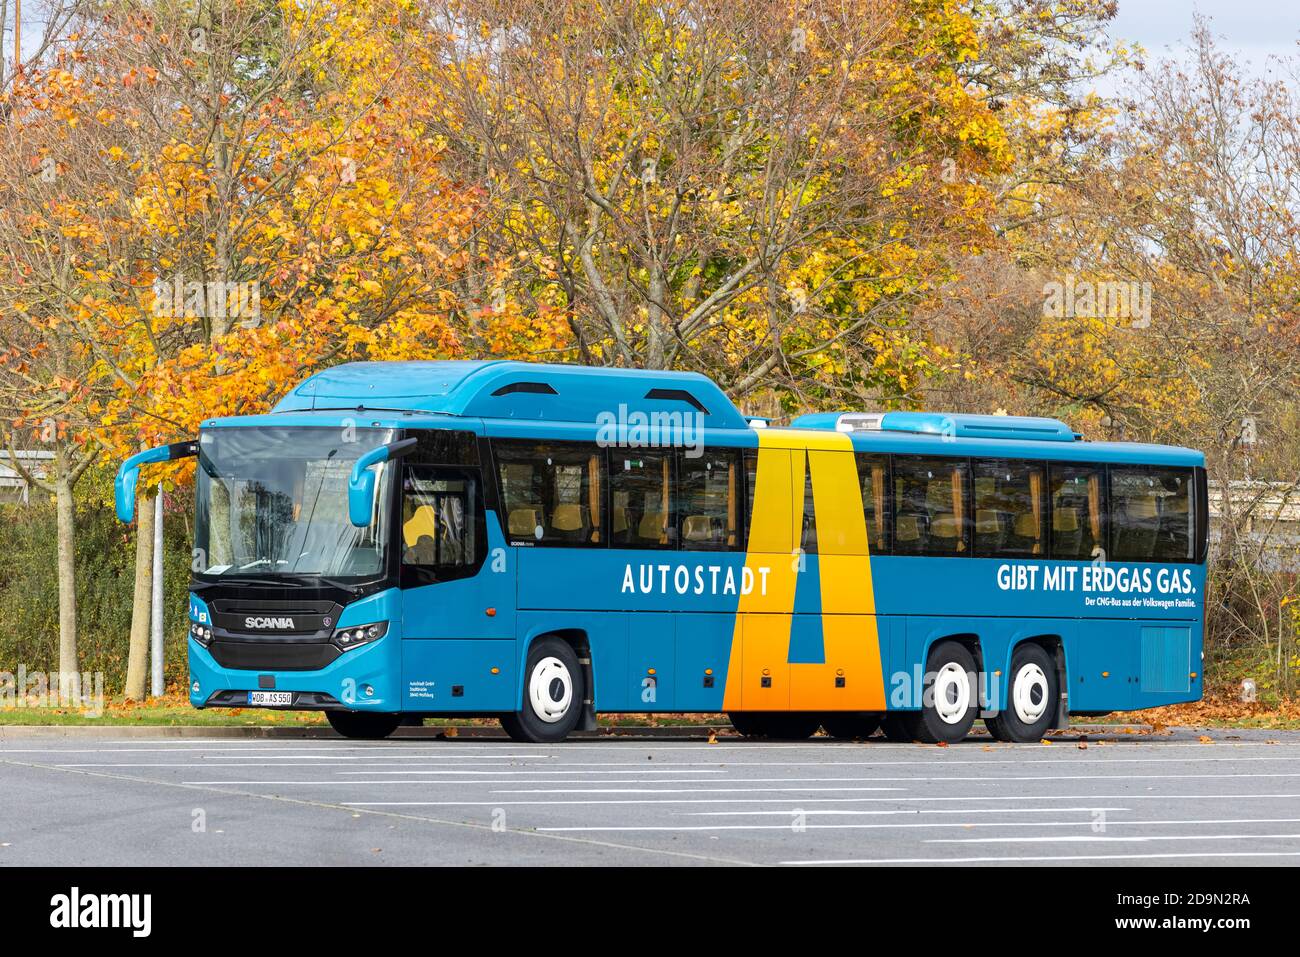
[194,426,396,581]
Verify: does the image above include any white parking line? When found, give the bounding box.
[927,832,1300,844]
[487,786,1300,797]
[331,769,726,776]
[49,762,559,768]
[695,806,1132,816]
[319,769,1300,783]
[783,850,1300,865]
[489,786,909,794]
[538,819,1300,833]
[0,747,552,756]
[346,796,937,807]
[347,792,1300,807]
[182,781,908,790]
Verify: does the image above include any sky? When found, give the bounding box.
[1110,0,1298,71]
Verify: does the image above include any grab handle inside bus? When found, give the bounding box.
[114,441,198,523]
[348,438,418,527]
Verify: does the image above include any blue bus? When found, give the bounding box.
[116,361,1207,743]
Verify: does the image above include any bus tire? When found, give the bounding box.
[984,717,1011,742]
[984,643,1058,743]
[821,713,881,740]
[326,710,403,740]
[910,641,978,744]
[500,637,584,743]
[727,712,820,739]
[880,714,915,742]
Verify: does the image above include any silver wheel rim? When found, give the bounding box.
[1012,662,1050,724]
[933,662,972,725]
[528,656,573,724]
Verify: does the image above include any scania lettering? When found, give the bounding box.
[244,617,297,630]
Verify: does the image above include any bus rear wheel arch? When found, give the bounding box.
[500,636,586,743]
[985,642,1060,743]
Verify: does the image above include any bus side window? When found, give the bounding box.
[1111,466,1194,563]
[492,440,604,547]
[854,453,890,553]
[973,459,1045,558]
[401,466,485,581]
[892,456,970,557]
[610,451,675,549]
[1049,464,1105,560]
[744,449,758,543]
[799,454,817,555]
[678,450,740,551]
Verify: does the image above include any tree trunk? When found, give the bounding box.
[125,489,155,700]
[54,476,80,703]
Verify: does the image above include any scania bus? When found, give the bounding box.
[115,361,1207,743]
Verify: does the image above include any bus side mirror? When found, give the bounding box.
[115,441,198,523]
[347,438,418,527]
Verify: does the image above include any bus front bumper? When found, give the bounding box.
[187,635,401,712]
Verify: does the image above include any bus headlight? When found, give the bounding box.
[332,621,388,652]
[189,623,213,647]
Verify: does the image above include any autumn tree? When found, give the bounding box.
[0,42,119,699]
[422,0,1018,408]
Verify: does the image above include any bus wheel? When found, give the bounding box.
[821,713,881,740]
[880,714,915,742]
[985,644,1058,743]
[326,710,403,740]
[727,712,820,739]
[500,637,584,744]
[984,717,1010,742]
[911,641,978,744]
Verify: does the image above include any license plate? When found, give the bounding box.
[247,691,294,706]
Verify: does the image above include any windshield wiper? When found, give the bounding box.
[191,573,373,593]
[271,573,372,593]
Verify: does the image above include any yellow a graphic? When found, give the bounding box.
[723,431,886,712]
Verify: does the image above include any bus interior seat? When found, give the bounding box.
[975,508,1004,549]
[1051,506,1082,555]
[1121,495,1159,558]
[1053,507,1080,532]
[895,514,922,549]
[508,507,540,537]
[1012,511,1039,538]
[638,510,666,542]
[551,503,585,531]
[406,534,436,565]
[930,512,959,544]
[612,506,628,535]
[550,503,589,542]
[683,514,713,543]
[1162,493,1190,555]
[1007,510,1041,553]
[403,504,438,547]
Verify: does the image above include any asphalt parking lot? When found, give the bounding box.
[3,727,1300,866]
